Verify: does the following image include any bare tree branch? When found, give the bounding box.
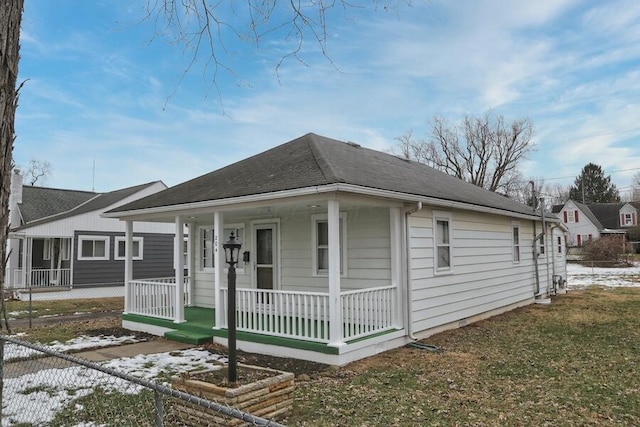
[392,112,536,197]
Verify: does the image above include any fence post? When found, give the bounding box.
[0,337,4,426]
[154,389,164,426]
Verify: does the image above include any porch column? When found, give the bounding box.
[390,206,404,328]
[186,221,196,306]
[21,237,29,288]
[124,221,133,314]
[174,216,185,323]
[328,199,344,347]
[213,211,224,329]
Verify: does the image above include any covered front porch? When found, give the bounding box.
[118,194,409,363]
[6,235,72,289]
[123,277,398,347]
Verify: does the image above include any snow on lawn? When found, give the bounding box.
[2,347,224,426]
[567,262,640,288]
[4,335,145,362]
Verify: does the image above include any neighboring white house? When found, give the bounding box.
[6,170,176,292]
[105,133,568,365]
[553,200,640,252]
[553,200,601,247]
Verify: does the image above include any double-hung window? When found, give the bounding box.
[433,212,452,273]
[200,225,244,271]
[78,236,110,260]
[512,224,521,263]
[115,236,144,260]
[312,213,347,275]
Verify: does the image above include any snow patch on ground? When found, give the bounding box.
[566,262,640,289]
[2,348,224,426]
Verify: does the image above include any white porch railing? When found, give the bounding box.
[221,288,331,342]
[220,285,397,343]
[128,277,191,320]
[7,268,71,288]
[341,285,396,341]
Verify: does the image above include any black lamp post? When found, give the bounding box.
[223,230,241,383]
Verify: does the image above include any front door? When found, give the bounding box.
[254,223,277,291]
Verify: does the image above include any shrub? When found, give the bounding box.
[582,235,633,267]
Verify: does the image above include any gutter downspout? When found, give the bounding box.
[541,199,550,297]
[405,201,423,340]
[530,182,541,296]
[549,224,561,294]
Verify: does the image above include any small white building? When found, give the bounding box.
[105,133,568,365]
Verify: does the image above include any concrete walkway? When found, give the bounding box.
[76,339,195,362]
[4,340,196,379]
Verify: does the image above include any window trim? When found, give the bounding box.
[311,213,347,276]
[433,211,453,274]
[43,239,51,261]
[512,222,521,264]
[199,224,245,273]
[77,235,110,261]
[114,236,144,260]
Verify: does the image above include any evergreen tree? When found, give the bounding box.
[569,163,620,203]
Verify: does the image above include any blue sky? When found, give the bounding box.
[15,0,640,198]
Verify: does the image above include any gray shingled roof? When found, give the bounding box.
[19,187,97,224]
[587,202,626,229]
[14,182,163,231]
[109,133,538,218]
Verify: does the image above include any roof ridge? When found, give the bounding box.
[305,133,339,183]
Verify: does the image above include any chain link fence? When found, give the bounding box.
[0,335,285,426]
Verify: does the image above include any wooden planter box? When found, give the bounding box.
[171,364,295,426]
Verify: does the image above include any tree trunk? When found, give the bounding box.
[0,0,24,325]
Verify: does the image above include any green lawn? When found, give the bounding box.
[288,287,640,426]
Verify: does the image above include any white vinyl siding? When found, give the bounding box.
[410,209,535,333]
[115,236,143,260]
[77,235,109,260]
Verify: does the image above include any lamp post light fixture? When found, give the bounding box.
[223,230,242,383]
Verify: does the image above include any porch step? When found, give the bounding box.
[164,329,214,345]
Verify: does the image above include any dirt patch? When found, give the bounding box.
[202,342,330,377]
[180,365,278,387]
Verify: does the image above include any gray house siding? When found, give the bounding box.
[73,231,174,287]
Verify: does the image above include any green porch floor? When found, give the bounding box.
[122,307,342,354]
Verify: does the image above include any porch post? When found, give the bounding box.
[21,237,29,288]
[124,221,133,314]
[328,199,344,347]
[186,221,196,306]
[390,206,404,328]
[213,211,224,329]
[174,216,185,323]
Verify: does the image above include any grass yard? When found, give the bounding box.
[4,297,124,343]
[4,297,123,319]
[288,287,640,426]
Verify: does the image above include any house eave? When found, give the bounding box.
[104,183,542,222]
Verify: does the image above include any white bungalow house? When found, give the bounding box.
[104,133,567,365]
[6,170,176,292]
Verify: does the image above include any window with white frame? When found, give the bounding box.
[77,236,110,260]
[433,212,452,272]
[115,236,144,260]
[557,236,562,254]
[623,213,633,226]
[43,239,51,260]
[539,235,545,255]
[200,225,244,270]
[512,224,520,263]
[312,213,347,275]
